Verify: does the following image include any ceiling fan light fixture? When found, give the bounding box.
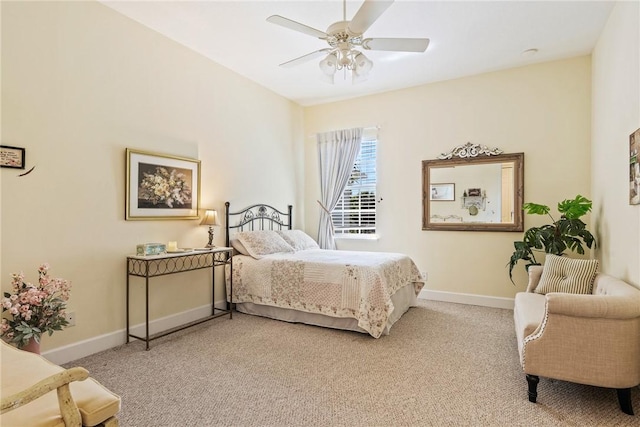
[352,70,369,84]
[338,49,352,68]
[319,52,338,75]
[353,51,373,76]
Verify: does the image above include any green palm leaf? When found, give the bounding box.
[507,195,596,285]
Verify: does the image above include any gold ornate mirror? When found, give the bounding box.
[422,143,524,231]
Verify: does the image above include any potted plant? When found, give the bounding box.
[508,195,597,283]
[0,263,71,353]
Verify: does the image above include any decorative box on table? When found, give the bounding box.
[136,243,166,256]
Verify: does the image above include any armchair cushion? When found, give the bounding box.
[513,292,546,356]
[534,254,598,295]
[1,340,120,427]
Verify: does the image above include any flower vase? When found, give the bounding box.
[22,337,41,354]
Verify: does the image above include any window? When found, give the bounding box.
[332,137,377,235]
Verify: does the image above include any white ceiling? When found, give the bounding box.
[101,1,614,106]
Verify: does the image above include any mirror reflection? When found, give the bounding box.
[422,152,524,231]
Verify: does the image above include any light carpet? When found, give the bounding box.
[65,300,639,426]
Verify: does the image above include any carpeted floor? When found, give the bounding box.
[65,300,639,426]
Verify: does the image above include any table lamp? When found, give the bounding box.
[200,209,221,248]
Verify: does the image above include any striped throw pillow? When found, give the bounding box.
[535,254,599,295]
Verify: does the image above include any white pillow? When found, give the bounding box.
[276,229,320,251]
[229,238,250,256]
[235,230,294,259]
[535,254,599,295]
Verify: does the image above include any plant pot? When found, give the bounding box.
[22,337,41,354]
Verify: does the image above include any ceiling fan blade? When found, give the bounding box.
[279,49,333,68]
[347,0,394,35]
[267,15,327,39]
[363,38,430,52]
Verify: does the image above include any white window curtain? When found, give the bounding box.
[316,127,363,250]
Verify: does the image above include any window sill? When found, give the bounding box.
[334,234,379,241]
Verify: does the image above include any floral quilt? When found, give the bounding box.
[226,249,424,338]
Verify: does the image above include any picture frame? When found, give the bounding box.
[126,148,201,220]
[430,183,455,201]
[631,128,640,205]
[467,188,482,197]
[0,145,26,169]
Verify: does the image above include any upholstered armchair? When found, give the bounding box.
[514,261,640,415]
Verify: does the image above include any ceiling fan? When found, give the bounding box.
[267,0,430,83]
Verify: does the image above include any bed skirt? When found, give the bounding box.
[234,283,419,336]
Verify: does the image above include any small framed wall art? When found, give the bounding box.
[430,183,455,201]
[0,145,26,169]
[126,148,201,220]
[631,128,640,205]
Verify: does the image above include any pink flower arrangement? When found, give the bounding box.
[1,263,71,348]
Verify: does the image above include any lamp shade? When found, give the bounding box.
[200,209,221,226]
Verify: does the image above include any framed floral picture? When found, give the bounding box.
[126,148,201,220]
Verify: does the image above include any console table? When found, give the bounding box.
[126,247,233,350]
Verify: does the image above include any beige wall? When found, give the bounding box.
[0,1,303,351]
[303,56,593,298]
[592,1,640,287]
[2,0,635,355]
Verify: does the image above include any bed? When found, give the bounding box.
[224,202,425,338]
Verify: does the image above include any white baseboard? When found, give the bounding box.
[45,292,512,365]
[419,289,514,310]
[43,301,227,365]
